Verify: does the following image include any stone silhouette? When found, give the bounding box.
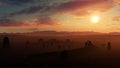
[85,41,88,47]
[38,38,44,43]
[38,38,44,47]
[107,42,111,50]
[26,40,30,45]
[65,39,71,49]
[50,39,57,46]
[25,40,30,48]
[2,36,10,48]
[85,40,94,47]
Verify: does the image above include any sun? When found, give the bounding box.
[91,15,99,23]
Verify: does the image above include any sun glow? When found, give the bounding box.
[91,15,99,23]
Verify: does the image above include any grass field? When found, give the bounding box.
[0,34,120,68]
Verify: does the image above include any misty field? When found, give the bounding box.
[0,34,120,68]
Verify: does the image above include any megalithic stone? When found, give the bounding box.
[2,36,10,48]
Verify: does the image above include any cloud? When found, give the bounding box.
[55,0,115,17]
[28,28,39,31]
[0,2,6,6]
[112,16,120,21]
[0,18,29,27]
[113,0,120,3]
[31,16,60,26]
[57,0,113,12]
[9,5,44,16]
[70,11,92,18]
[0,0,116,27]
[0,2,2,4]
[9,0,115,17]
[0,0,34,5]
[0,16,59,27]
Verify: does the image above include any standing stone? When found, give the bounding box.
[2,36,10,48]
[107,42,111,50]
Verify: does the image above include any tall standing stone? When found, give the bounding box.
[2,36,10,48]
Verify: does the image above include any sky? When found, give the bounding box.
[0,0,120,33]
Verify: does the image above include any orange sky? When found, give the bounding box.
[0,0,120,33]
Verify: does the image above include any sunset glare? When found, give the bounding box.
[91,16,99,23]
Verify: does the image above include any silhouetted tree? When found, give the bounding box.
[2,36,10,48]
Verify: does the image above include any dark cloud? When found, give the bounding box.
[10,5,44,16]
[9,0,115,17]
[0,16,59,27]
[8,1,58,16]
[31,16,59,26]
[0,18,28,27]
[0,0,34,5]
[56,0,114,14]
[0,2,6,6]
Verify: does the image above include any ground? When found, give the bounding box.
[0,34,119,68]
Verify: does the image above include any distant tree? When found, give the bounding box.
[2,36,10,48]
